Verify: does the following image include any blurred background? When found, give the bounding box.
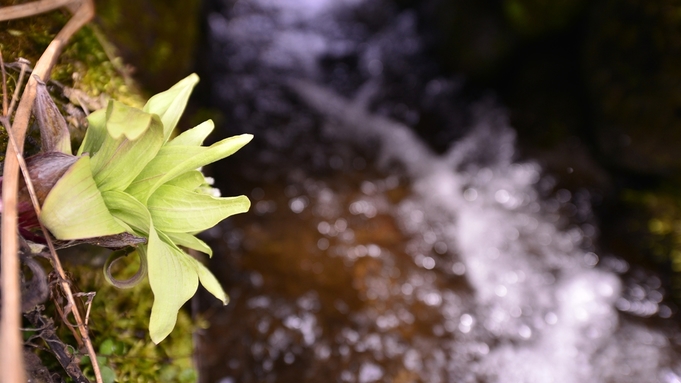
[24,0,681,381]
[94,0,681,283]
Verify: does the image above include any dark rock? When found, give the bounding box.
[584,0,681,175]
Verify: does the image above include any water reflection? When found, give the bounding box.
[196,0,681,382]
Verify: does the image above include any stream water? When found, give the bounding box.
[195,1,681,382]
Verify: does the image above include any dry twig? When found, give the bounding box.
[25,309,90,383]
[0,51,7,115]
[0,0,75,22]
[8,59,31,121]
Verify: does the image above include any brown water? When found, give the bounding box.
[197,162,479,383]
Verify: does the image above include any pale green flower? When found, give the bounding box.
[38,74,252,343]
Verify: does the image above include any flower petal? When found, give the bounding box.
[101,190,152,235]
[147,184,250,233]
[126,134,253,203]
[193,258,228,304]
[164,232,213,257]
[146,226,198,344]
[78,106,108,155]
[163,170,206,191]
[105,100,159,140]
[40,156,126,240]
[89,102,165,192]
[166,119,214,146]
[143,74,199,142]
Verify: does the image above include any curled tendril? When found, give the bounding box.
[104,248,147,289]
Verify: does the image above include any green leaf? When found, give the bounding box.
[193,258,228,304]
[90,105,165,192]
[145,227,199,344]
[125,145,203,200]
[164,170,206,191]
[101,190,152,235]
[98,339,115,356]
[40,156,126,240]
[165,232,213,257]
[167,119,214,146]
[143,73,199,141]
[179,368,199,383]
[105,100,158,140]
[100,365,117,383]
[126,134,253,202]
[78,105,108,155]
[147,184,250,233]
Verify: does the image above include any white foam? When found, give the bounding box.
[290,79,676,382]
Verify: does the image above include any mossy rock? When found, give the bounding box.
[0,1,144,104]
[1,0,145,165]
[1,3,199,381]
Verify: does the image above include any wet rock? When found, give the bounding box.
[95,0,203,93]
[425,0,517,82]
[502,0,587,37]
[584,0,681,175]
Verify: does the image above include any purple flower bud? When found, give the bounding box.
[1,152,78,230]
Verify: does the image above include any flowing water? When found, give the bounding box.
[195,1,681,382]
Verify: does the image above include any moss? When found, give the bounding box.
[615,183,681,301]
[53,24,144,108]
[71,258,199,383]
[1,0,145,164]
[0,2,144,105]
